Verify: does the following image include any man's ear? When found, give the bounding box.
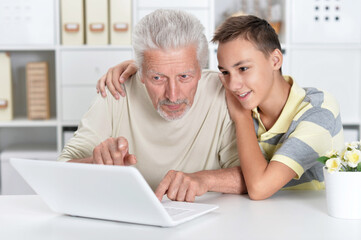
[140,69,145,84]
[271,49,283,71]
[196,65,202,82]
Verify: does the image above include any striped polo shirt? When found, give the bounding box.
[253,76,344,190]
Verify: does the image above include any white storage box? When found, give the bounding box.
[290,0,361,44]
[135,0,213,41]
[60,50,132,85]
[60,49,132,122]
[61,86,96,121]
[290,48,360,124]
[110,0,132,45]
[61,0,85,45]
[0,0,55,45]
[0,147,58,195]
[85,0,109,45]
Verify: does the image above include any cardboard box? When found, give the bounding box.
[85,0,109,45]
[110,0,132,45]
[61,0,84,45]
[0,53,13,121]
[26,62,50,120]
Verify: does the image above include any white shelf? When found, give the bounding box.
[342,121,361,126]
[58,45,133,51]
[0,118,58,127]
[61,121,80,127]
[0,46,56,51]
[289,44,361,50]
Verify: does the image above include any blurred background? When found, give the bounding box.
[0,0,360,194]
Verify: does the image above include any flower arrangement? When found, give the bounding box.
[317,141,361,173]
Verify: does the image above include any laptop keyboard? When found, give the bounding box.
[165,207,191,216]
[163,201,195,217]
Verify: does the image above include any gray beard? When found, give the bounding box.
[156,99,190,121]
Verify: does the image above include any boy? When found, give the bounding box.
[212,15,344,200]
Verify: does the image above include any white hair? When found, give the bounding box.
[132,9,209,70]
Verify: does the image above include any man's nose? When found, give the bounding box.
[165,79,180,102]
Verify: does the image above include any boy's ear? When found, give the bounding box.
[271,49,283,70]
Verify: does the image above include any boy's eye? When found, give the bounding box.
[221,71,229,75]
[239,67,248,72]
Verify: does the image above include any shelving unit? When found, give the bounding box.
[213,0,361,142]
[0,0,360,158]
[284,0,361,141]
[0,118,58,128]
[0,0,216,156]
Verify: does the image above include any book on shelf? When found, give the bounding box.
[0,52,13,121]
[85,0,109,45]
[26,62,50,120]
[110,0,132,45]
[61,0,85,45]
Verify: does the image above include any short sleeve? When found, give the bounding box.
[271,107,343,179]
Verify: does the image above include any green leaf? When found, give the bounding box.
[357,162,361,172]
[317,156,329,165]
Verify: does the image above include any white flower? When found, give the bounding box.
[339,148,348,163]
[325,158,342,173]
[345,141,360,150]
[325,149,339,158]
[344,149,361,168]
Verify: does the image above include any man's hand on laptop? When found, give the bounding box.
[155,170,208,202]
[69,137,137,166]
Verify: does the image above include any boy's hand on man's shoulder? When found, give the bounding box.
[96,60,138,99]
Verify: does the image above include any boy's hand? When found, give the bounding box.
[96,60,138,99]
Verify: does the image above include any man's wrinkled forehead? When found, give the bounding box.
[145,69,198,77]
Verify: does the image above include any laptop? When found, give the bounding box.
[10,158,218,227]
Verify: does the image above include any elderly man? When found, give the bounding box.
[59,9,246,202]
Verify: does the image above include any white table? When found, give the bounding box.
[0,191,360,240]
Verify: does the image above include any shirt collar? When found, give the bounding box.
[252,76,306,134]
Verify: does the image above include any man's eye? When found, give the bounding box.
[239,67,248,72]
[179,74,192,82]
[153,76,161,80]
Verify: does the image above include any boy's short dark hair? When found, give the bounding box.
[212,15,282,57]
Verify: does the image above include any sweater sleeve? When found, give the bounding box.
[58,92,116,162]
